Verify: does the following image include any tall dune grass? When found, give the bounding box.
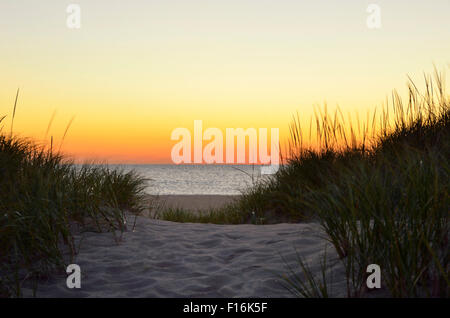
[0,102,147,297]
[249,69,449,297]
[158,68,449,297]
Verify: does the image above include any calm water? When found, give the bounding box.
[108,164,269,195]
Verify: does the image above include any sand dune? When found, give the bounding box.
[26,215,346,298]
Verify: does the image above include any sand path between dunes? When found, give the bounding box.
[28,216,346,298]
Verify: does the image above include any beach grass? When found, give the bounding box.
[265,70,449,297]
[0,107,148,297]
[281,247,335,298]
[153,203,269,225]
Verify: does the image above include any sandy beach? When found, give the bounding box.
[23,195,346,297]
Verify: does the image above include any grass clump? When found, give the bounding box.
[153,206,247,224]
[282,247,335,298]
[261,69,449,297]
[0,111,147,297]
[306,147,448,297]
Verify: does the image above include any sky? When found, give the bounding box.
[1,0,449,163]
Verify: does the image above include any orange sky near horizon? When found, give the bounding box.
[1,1,449,163]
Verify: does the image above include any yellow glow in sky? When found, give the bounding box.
[1,1,449,163]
